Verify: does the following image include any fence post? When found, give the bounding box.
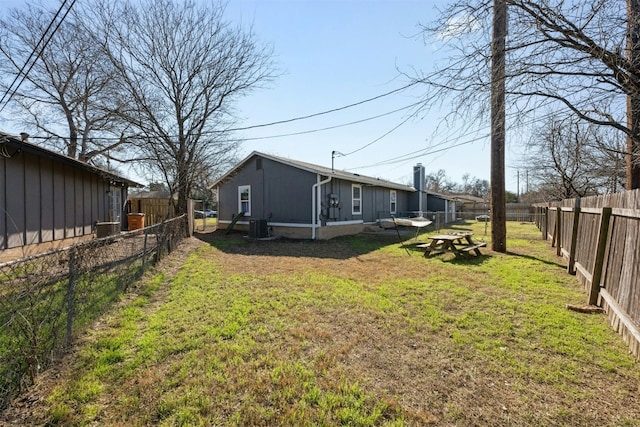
[66,249,77,347]
[554,207,562,256]
[142,226,149,271]
[567,199,581,275]
[589,207,612,306]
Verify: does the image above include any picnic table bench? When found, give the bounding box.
[418,232,486,258]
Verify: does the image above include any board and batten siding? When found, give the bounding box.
[219,156,316,223]
[261,157,315,223]
[318,180,411,223]
[1,150,118,250]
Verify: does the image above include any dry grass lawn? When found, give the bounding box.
[1,221,638,426]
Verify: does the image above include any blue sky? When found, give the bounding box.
[0,0,523,192]
[225,0,522,192]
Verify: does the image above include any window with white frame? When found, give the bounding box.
[238,185,251,216]
[390,190,397,215]
[352,184,362,215]
[108,186,122,222]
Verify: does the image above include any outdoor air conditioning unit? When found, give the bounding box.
[249,219,269,238]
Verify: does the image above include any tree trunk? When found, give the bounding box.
[491,0,507,252]
[628,0,640,189]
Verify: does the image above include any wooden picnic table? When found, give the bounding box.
[417,232,486,258]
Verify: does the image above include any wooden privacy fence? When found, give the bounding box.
[533,189,640,358]
[128,198,176,226]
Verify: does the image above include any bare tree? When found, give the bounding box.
[415,0,640,188]
[0,2,129,164]
[93,0,277,215]
[425,169,457,193]
[521,115,624,199]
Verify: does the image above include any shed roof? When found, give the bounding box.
[211,151,416,192]
[1,131,142,187]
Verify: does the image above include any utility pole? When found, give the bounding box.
[627,0,640,189]
[491,0,507,252]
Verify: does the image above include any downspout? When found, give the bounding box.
[312,174,332,240]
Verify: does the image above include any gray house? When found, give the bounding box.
[212,151,456,239]
[0,132,141,255]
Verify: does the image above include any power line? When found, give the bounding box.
[0,0,78,113]
[225,79,424,132]
[0,1,70,107]
[238,100,424,141]
[341,109,420,157]
[345,91,619,173]
[349,133,490,170]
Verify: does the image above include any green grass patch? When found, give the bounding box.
[32,222,640,426]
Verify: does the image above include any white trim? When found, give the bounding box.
[326,220,363,226]
[352,184,362,215]
[238,185,251,216]
[390,189,397,215]
[219,220,251,226]
[219,220,362,229]
[268,222,313,228]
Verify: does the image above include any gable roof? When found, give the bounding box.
[211,151,416,192]
[1,131,142,187]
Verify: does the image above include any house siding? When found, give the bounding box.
[215,152,425,239]
[219,157,315,224]
[40,156,54,243]
[320,179,352,222]
[262,158,315,222]
[6,153,25,248]
[0,158,6,250]
[318,180,412,223]
[426,194,447,213]
[0,147,129,251]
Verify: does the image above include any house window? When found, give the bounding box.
[238,185,251,216]
[108,186,121,222]
[352,184,361,215]
[390,190,397,215]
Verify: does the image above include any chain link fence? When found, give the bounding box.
[0,215,188,412]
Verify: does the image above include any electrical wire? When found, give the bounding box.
[225,79,424,132]
[238,100,424,141]
[0,0,70,106]
[0,0,77,113]
[344,91,620,172]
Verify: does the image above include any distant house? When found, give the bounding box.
[0,132,141,256]
[211,151,456,239]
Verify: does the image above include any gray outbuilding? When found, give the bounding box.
[0,132,141,256]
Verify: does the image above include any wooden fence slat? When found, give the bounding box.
[535,189,640,359]
[556,207,562,256]
[589,207,611,306]
[600,289,640,357]
[611,208,640,219]
[567,206,580,275]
